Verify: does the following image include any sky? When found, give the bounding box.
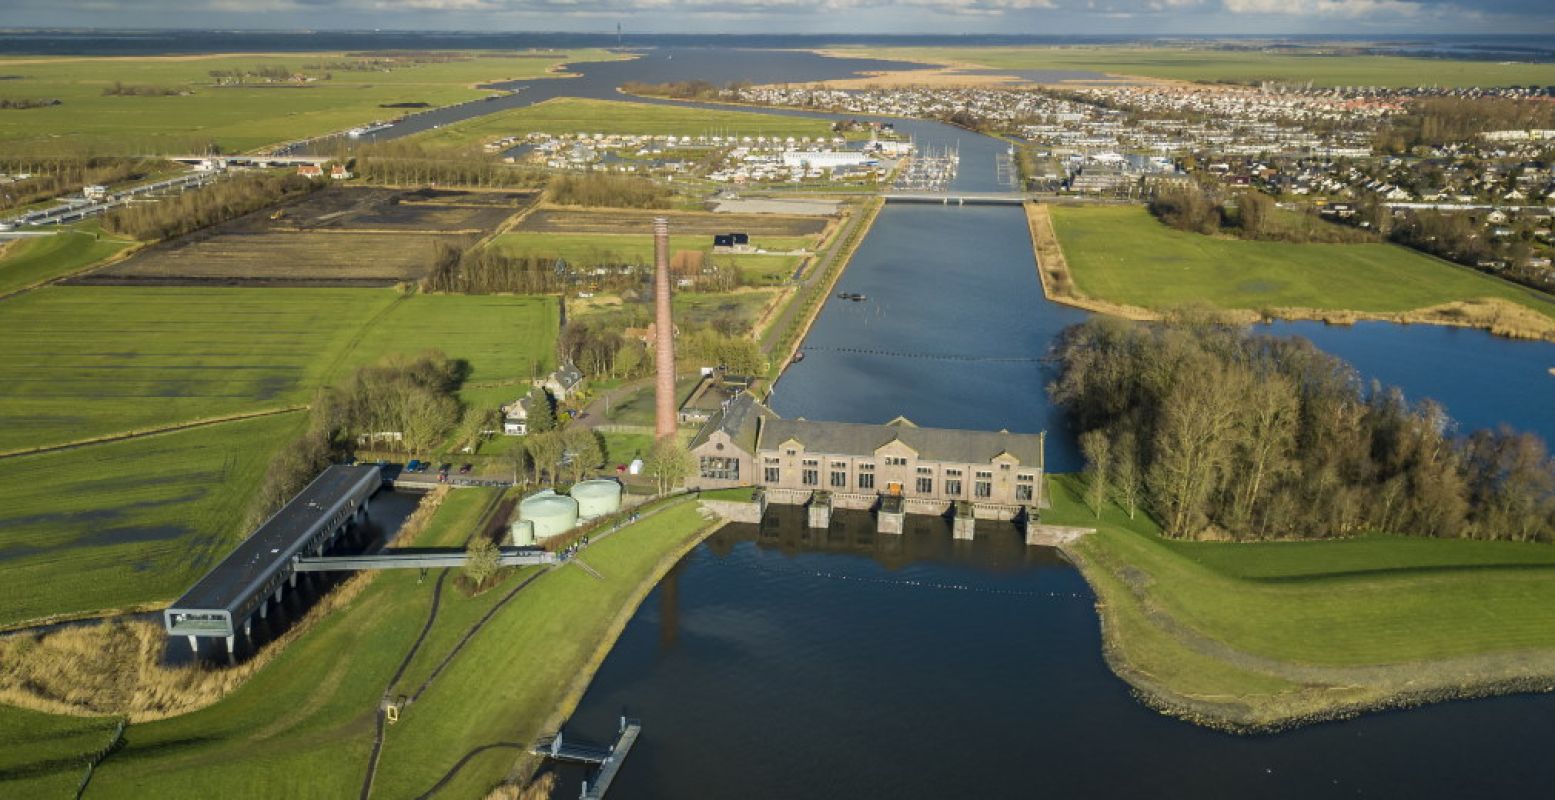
[3,0,1552,36]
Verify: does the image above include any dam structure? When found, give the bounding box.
[688,395,1047,539]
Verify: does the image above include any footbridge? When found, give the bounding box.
[293,548,557,572]
[163,464,382,659]
[883,191,1026,206]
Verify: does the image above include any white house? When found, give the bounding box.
[501,395,534,436]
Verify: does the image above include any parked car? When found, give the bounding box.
[406,459,423,472]
[458,464,473,474]
[438,463,452,474]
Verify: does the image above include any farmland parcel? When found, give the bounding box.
[0,50,625,154]
[82,187,534,287]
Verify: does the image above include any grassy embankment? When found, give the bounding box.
[0,50,625,154]
[0,287,557,628]
[835,45,1555,88]
[0,228,133,296]
[413,96,838,151]
[1047,475,1555,730]
[1035,204,1555,341]
[0,494,719,799]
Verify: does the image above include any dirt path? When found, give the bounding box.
[0,405,307,461]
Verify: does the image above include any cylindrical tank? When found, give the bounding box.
[519,490,578,540]
[570,479,623,520]
[508,518,535,547]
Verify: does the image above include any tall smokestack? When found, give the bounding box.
[653,216,676,440]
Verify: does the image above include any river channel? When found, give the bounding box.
[495,47,1555,798]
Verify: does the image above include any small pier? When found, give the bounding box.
[532,717,642,799]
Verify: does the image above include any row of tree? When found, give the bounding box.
[0,97,61,110]
[1376,96,1555,153]
[101,171,318,241]
[1149,184,1373,244]
[352,153,545,189]
[0,156,163,211]
[1053,314,1555,542]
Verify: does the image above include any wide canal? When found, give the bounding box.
[556,50,1555,798]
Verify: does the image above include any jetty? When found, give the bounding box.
[532,716,642,799]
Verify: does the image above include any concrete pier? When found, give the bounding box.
[582,719,642,800]
[808,493,832,529]
[952,514,976,540]
[877,494,905,534]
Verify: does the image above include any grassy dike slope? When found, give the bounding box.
[0,494,717,798]
[1047,476,1555,730]
[1047,205,1555,339]
[0,229,131,296]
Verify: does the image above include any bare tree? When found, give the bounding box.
[563,427,604,485]
[525,432,565,487]
[645,438,695,496]
[463,537,500,590]
[1080,429,1112,519]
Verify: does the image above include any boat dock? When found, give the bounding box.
[532,716,642,799]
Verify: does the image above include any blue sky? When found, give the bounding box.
[4,0,1552,35]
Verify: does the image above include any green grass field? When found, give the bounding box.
[0,495,713,799]
[0,287,558,454]
[0,413,302,628]
[1048,475,1555,727]
[1050,205,1555,319]
[845,45,1555,88]
[0,286,556,625]
[488,231,807,282]
[0,229,131,296]
[0,50,623,154]
[414,96,837,151]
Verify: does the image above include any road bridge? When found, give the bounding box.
[162,154,332,168]
[883,191,1026,206]
[163,464,382,660]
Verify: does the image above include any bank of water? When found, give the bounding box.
[560,509,1555,798]
[561,74,1555,798]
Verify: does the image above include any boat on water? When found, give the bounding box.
[348,121,395,138]
[836,292,867,302]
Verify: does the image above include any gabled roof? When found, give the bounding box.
[689,392,774,455]
[757,417,1044,470]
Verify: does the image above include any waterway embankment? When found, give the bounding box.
[1026,202,1555,343]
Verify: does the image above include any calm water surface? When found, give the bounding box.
[553,48,1555,799]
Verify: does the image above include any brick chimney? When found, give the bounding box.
[653,216,676,440]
